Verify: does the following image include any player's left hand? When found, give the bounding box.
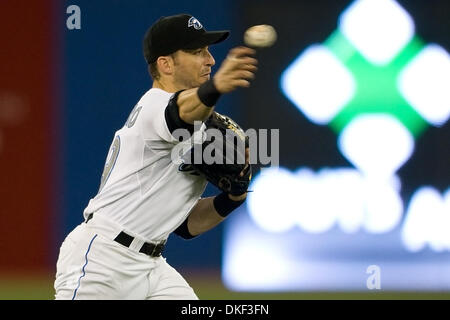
[229,147,251,201]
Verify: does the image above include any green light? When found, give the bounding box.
[324,31,428,137]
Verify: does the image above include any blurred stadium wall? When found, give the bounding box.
[0,0,61,274]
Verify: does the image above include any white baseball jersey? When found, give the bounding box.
[83,88,207,242]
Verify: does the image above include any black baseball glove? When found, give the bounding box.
[185,111,252,196]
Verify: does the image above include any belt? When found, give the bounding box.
[85,213,165,257]
[114,231,166,257]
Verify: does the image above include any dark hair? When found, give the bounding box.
[148,62,160,80]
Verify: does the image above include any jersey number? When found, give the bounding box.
[126,104,142,128]
[99,135,121,192]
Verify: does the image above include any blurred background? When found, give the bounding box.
[0,0,449,299]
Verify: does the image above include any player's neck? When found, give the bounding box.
[152,78,178,93]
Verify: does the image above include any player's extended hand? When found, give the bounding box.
[213,46,258,94]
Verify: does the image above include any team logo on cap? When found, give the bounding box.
[188,17,203,30]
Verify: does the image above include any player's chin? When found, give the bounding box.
[193,75,210,88]
[200,73,211,82]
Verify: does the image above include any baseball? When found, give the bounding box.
[244,24,277,48]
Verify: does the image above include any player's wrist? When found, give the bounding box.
[228,193,247,201]
[197,79,221,107]
[213,192,246,218]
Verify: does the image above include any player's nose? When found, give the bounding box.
[205,49,215,67]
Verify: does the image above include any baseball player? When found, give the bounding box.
[54,14,257,299]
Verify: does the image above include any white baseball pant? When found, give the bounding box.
[54,214,198,300]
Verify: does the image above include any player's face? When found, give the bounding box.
[172,47,215,89]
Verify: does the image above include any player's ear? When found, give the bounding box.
[157,55,174,75]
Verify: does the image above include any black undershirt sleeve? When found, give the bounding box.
[164,90,195,135]
[167,91,197,239]
[173,217,197,240]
